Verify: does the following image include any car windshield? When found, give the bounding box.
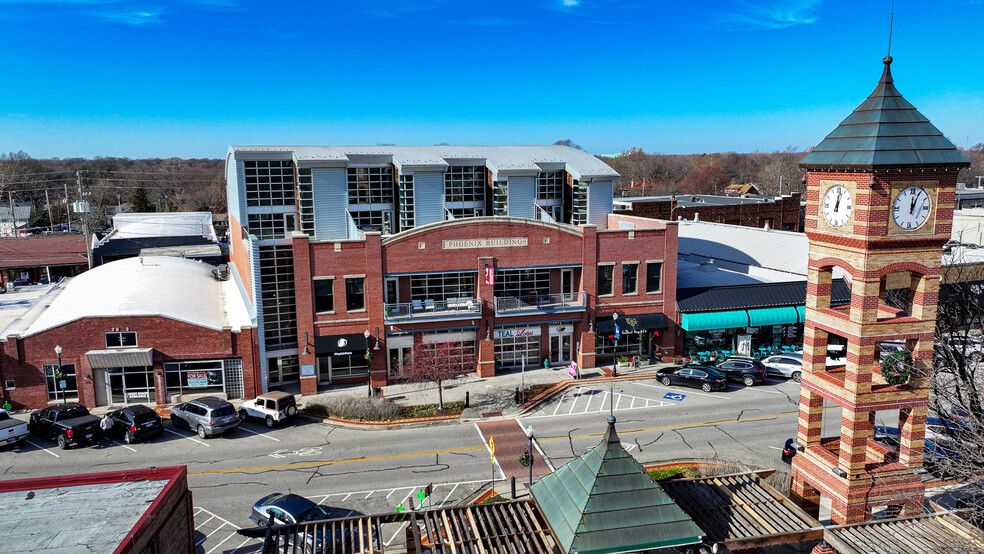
[705,369,726,379]
[296,504,332,522]
[211,405,236,417]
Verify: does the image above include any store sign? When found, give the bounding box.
[549,324,572,334]
[442,237,528,250]
[495,327,540,339]
[126,391,149,399]
[187,372,208,387]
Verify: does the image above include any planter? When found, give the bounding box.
[617,362,633,371]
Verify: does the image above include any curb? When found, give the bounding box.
[297,409,461,431]
[516,372,659,414]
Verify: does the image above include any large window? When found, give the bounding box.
[347,167,395,204]
[646,262,663,293]
[422,331,477,373]
[493,269,550,299]
[596,333,643,355]
[622,263,638,295]
[597,265,614,296]
[410,272,476,302]
[298,168,315,237]
[106,332,137,348]
[248,213,296,239]
[494,327,540,368]
[350,210,392,233]
[43,364,77,402]
[493,181,508,216]
[318,353,369,381]
[259,245,297,350]
[571,180,588,226]
[346,277,365,311]
[314,278,334,313]
[399,175,415,230]
[445,166,486,204]
[537,171,565,200]
[164,360,225,395]
[245,160,296,207]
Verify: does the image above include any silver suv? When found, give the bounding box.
[170,396,239,438]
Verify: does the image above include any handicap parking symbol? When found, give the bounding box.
[663,393,686,401]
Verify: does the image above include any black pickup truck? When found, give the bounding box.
[29,403,101,449]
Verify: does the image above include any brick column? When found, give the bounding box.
[796,389,825,447]
[365,233,386,388]
[897,405,926,468]
[291,232,318,397]
[789,473,821,520]
[838,410,873,476]
[909,273,939,322]
[802,325,828,377]
[578,329,596,372]
[844,341,874,395]
[477,256,495,378]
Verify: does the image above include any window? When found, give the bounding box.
[347,167,395,205]
[259,245,297,350]
[3,379,13,390]
[571,180,588,226]
[346,277,365,311]
[349,210,392,233]
[622,263,638,295]
[445,166,486,204]
[410,272,476,302]
[298,168,315,237]
[598,265,614,296]
[247,213,295,239]
[399,175,415,230]
[493,269,550,299]
[244,160,296,207]
[164,360,225,395]
[106,332,137,348]
[646,262,662,293]
[43,364,77,401]
[537,171,565,200]
[493,181,508,216]
[314,279,334,313]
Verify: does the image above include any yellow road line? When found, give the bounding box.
[188,409,807,477]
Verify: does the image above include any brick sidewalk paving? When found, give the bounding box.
[475,419,551,480]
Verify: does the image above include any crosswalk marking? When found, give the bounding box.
[533,386,671,419]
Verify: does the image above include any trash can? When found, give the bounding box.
[372,387,383,398]
[633,356,640,369]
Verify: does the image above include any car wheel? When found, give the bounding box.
[792,371,802,383]
[239,410,248,422]
[170,416,183,429]
[660,376,672,386]
[57,435,68,450]
[742,375,755,386]
[124,431,134,444]
[197,425,208,439]
[265,416,275,428]
[286,405,297,417]
[701,383,712,393]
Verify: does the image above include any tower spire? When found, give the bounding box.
[887,7,894,59]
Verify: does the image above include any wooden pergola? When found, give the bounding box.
[823,511,984,554]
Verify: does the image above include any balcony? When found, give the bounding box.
[384,297,481,322]
[494,292,586,315]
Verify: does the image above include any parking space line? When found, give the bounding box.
[24,440,59,458]
[596,391,608,413]
[165,428,210,446]
[552,396,564,416]
[342,492,353,501]
[238,426,281,442]
[194,515,216,530]
[228,538,254,554]
[386,488,398,498]
[111,440,138,452]
[365,491,374,499]
[385,522,409,547]
[633,381,730,400]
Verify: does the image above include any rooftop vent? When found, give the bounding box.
[212,264,230,281]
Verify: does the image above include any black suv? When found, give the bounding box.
[714,357,767,386]
[108,405,164,444]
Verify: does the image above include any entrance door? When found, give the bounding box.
[550,335,572,364]
[106,367,155,405]
[93,369,108,407]
[385,278,399,305]
[388,347,413,376]
[561,269,573,300]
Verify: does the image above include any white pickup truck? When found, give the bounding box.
[0,408,30,448]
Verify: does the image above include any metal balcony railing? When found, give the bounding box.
[383,297,481,320]
[494,291,585,313]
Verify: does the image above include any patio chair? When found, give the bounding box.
[425,299,436,311]
[412,299,423,313]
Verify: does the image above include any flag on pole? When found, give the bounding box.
[614,323,620,340]
[485,267,495,286]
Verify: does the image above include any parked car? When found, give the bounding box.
[714,357,767,386]
[11,279,31,288]
[107,405,164,444]
[0,409,30,448]
[761,353,804,382]
[170,396,239,438]
[657,366,727,392]
[781,438,797,463]
[251,493,333,526]
[36,276,50,285]
[29,403,101,449]
[239,391,298,428]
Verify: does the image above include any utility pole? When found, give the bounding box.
[7,191,13,236]
[45,189,53,233]
[63,183,69,230]
[976,176,983,189]
[76,171,93,269]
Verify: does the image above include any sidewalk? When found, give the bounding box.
[300,360,674,421]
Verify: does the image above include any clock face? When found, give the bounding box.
[822,185,853,228]
[893,186,932,231]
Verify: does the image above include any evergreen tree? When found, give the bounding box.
[131,187,155,213]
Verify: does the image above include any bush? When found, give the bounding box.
[304,395,401,421]
[399,401,465,418]
[481,493,507,504]
[648,467,699,481]
[672,358,683,365]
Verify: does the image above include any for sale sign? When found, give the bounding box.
[187,372,208,387]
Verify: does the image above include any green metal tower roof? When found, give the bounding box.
[530,416,704,554]
[800,57,971,170]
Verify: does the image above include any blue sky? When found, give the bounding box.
[1,0,981,158]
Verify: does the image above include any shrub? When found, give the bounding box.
[399,401,465,418]
[481,493,507,504]
[304,395,401,421]
[648,467,699,481]
[672,358,683,365]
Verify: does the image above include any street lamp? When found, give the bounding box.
[54,345,64,404]
[527,425,535,486]
[365,330,372,398]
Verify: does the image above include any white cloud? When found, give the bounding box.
[561,0,582,6]
[719,0,823,30]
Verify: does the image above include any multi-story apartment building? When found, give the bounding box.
[226,145,677,395]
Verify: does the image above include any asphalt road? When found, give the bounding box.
[0,375,872,553]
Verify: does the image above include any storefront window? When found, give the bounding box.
[316,353,369,383]
[107,366,156,404]
[43,364,77,402]
[494,326,541,368]
[596,333,643,356]
[165,360,225,395]
[683,324,803,356]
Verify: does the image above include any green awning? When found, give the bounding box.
[795,305,806,323]
[680,310,749,332]
[747,306,800,327]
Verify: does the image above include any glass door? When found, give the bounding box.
[388,347,413,376]
[561,269,573,300]
[107,367,156,404]
[550,335,572,363]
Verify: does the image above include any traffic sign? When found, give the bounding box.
[489,436,495,459]
[663,393,686,401]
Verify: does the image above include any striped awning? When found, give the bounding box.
[85,348,154,369]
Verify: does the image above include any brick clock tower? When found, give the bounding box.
[791,56,970,524]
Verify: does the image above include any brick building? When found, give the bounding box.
[614,193,803,231]
[0,256,258,410]
[0,234,88,287]
[225,146,678,395]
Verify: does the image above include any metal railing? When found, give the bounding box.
[384,297,481,320]
[494,291,585,313]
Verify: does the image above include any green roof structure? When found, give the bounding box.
[800,57,971,170]
[530,416,704,554]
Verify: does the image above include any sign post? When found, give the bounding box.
[489,436,496,496]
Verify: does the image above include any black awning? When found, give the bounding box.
[676,278,852,312]
[315,333,368,355]
[597,313,668,335]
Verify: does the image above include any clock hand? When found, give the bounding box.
[834,190,842,213]
[909,193,917,215]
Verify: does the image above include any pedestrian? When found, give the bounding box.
[100,413,114,447]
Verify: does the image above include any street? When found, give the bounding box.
[0,375,857,553]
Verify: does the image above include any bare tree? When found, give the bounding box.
[678,165,730,195]
[394,342,476,410]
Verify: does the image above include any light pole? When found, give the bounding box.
[521,355,526,403]
[527,425,535,486]
[54,345,64,404]
[365,330,372,397]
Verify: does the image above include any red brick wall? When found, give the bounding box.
[228,214,253,303]
[622,193,802,231]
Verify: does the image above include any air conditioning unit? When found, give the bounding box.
[212,264,230,281]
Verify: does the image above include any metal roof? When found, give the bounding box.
[530,416,703,554]
[660,470,824,550]
[800,57,971,170]
[229,145,619,180]
[677,278,852,312]
[823,511,984,554]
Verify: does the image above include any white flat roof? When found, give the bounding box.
[109,212,217,240]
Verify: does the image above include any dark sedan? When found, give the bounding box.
[251,493,333,526]
[658,366,727,392]
[108,405,164,444]
[714,357,767,386]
